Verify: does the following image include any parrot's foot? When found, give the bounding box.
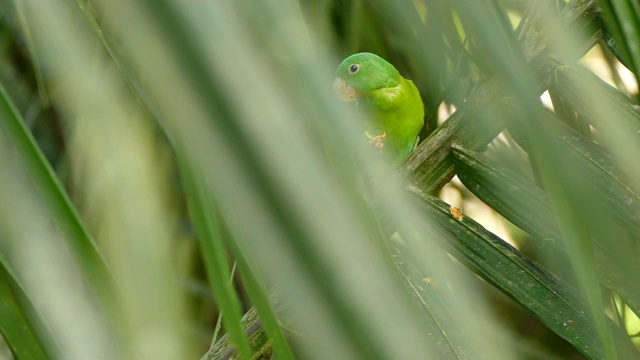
[365,131,387,150]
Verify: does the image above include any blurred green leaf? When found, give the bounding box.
[181,159,293,360]
[391,241,477,359]
[0,81,113,304]
[552,63,640,188]
[180,161,253,360]
[411,191,640,359]
[596,0,640,77]
[452,144,640,316]
[0,255,53,360]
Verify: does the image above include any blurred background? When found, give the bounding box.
[0,0,639,359]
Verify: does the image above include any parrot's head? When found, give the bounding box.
[333,52,401,101]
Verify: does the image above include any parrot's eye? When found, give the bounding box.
[349,64,360,74]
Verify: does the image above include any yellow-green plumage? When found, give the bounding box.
[333,52,424,164]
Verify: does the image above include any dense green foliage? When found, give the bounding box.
[0,0,639,359]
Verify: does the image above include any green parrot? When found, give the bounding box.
[333,52,424,164]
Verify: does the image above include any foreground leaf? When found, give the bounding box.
[452,144,640,317]
[0,256,52,359]
[0,82,113,305]
[410,191,639,359]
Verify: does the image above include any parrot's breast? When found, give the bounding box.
[366,79,424,164]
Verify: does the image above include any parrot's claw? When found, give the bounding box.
[365,131,387,150]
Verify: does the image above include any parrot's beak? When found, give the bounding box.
[333,77,360,101]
